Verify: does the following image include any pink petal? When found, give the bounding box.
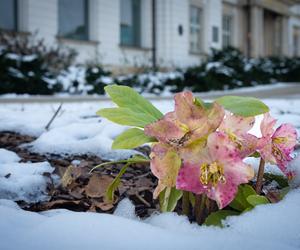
[174,92,224,139]
[176,162,206,194]
[178,139,210,165]
[259,140,277,164]
[219,113,255,135]
[144,112,186,144]
[208,161,254,209]
[207,132,240,165]
[174,91,205,126]
[273,123,297,151]
[260,113,276,138]
[239,133,259,158]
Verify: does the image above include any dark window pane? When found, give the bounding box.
[212,26,219,42]
[0,0,17,31]
[58,0,88,40]
[120,0,141,46]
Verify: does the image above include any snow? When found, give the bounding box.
[0,148,20,163]
[0,188,300,250]
[0,149,55,203]
[0,97,299,161]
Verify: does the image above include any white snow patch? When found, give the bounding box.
[0,148,20,164]
[113,198,136,220]
[0,189,300,250]
[0,153,54,203]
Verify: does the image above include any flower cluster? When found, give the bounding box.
[145,91,297,209]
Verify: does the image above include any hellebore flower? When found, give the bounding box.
[258,113,297,174]
[176,132,254,208]
[144,91,224,197]
[144,91,225,147]
[219,112,258,157]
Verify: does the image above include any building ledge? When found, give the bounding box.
[119,44,152,51]
[56,36,99,46]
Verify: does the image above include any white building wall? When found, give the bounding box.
[12,0,300,70]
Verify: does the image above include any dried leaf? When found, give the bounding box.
[85,174,113,198]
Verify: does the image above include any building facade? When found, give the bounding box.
[1,0,300,72]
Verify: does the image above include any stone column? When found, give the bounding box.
[281,15,290,57]
[250,5,264,57]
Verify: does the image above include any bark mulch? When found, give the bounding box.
[0,132,160,218]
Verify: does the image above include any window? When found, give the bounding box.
[212,26,219,43]
[189,5,202,53]
[222,15,233,48]
[120,0,141,47]
[58,0,88,40]
[0,0,17,31]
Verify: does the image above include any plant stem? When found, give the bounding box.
[194,194,207,225]
[255,158,265,194]
[182,191,190,216]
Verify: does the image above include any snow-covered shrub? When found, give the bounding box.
[0,32,76,95]
[166,47,300,94]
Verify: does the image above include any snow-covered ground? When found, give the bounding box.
[0,97,299,250]
[0,190,300,250]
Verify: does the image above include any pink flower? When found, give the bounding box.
[218,112,258,157]
[145,91,224,147]
[258,113,297,175]
[176,132,254,209]
[144,91,225,197]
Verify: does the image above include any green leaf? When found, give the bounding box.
[189,192,195,207]
[204,210,239,227]
[246,195,270,206]
[159,187,183,212]
[105,163,130,202]
[97,107,156,127]
[89,155,149,173]
[112,128,156,149]
[279,187,290,199]
[216,96,269,117]
[264,173,289,188]
[229,184,256,212]
[249,151,261,158]
[104,85,163,120]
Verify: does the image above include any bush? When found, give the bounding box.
[0,32,76,95]
[165,47,300,94]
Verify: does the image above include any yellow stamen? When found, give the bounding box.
[227,130,243,150]
[273,137,288,144]
[200,162,226,186]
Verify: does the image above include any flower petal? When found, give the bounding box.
[150,143,181,191]
[174,91,205,126]
[207,132,240,165]
[260,113,276,138]
[144,112,186,143]
[176,162,206,194]
[207,162,254,209]
[259,140,277,165]
[273,123,297,151]
[219,112,255,135]
[239,133,259,158]
[174,92,224,139]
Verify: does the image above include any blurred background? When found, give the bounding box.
[0,0,300,96]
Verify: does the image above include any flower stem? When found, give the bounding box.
[194,194,207,225]
[182,191,190,216]
[255,158,265,194]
